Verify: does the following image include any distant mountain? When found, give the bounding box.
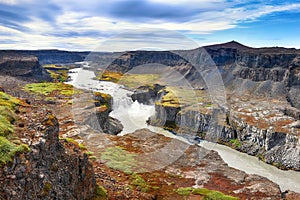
[204,40,252,51]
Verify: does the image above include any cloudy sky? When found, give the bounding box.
[0,0,300,51]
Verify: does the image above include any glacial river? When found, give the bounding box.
[67,66,300,193]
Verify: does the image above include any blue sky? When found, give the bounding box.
[0,0,300,51]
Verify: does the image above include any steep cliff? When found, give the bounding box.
[0,52,51,81]
[75,91,123,135]
[150,100,300,170]
[0,115,96,199]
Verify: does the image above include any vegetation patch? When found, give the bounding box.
[91,185,108,200]
[0,136,30,166]
[48,69,69,82]
[176,187,239,200]
[96,71,161,89]
[130,173,150,192]
[101,146,139,174]
[0,91,29,166]
[97,71,123,83]
[229,139,241,148]
[24,82,80,96]
[0,91,21,136]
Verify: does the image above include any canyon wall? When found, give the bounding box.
[0,116,96,199]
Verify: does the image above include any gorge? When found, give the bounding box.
[0,41,299,199]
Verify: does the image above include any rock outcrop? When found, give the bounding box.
[131,84,165,105]
[79,92,123,135]
[150,102,300,170]
[0,115,96,200]
[0,52,51,81]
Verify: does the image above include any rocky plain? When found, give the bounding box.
[0,41,299,199]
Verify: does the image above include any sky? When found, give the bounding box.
[0,0,300,51]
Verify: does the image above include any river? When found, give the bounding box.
[66,66,300,193]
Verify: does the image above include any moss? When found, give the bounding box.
[79,143,87,150]
[257,154,265,162]
[64,137,79,146]
[130,173,149,192]
[96,71,161,89]
[0,92,20,137]
[45,97,55,101]
[0,136,30,166]
[85,151,94,156]
[91,185,108,200]
[0,92,30,166]
[101,146,139,174]
[24,82,80,96]
[97,71,123,83]
[42,182,52,196]
[89,156,97,161]
[176,187,239,200]
[176,187,193,196]
[230,139,241,148]
[44,114,56,126]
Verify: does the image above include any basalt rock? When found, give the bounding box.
[131,84,165,105]
[0,52,51,81]
[151,103,300,170]
[84,92,123,135]
[0,115,96,200]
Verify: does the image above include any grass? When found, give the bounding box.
[24,82,80,96]
[101,146,139,174]
[176,187,239,200]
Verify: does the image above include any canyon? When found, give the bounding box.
[0,41,299,199]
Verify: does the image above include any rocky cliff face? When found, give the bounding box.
[0,52,51,81]
[103,41,300,170]
[0,115,95,199]
[150,102,300,170]
[131,84,165,105]
[75,91,123,135]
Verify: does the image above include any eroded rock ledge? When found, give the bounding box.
[0,115,95,199]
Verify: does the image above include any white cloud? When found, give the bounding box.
[1,1,300,50]
[0,0,32,5]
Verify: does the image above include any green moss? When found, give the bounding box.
[130,173,149,192]
[230,139,241,148]
[0,136,30,166]
[176,187,193,196]
[96,71,161,89]
[176,187,239,200]
[79,143,87,150]
[24,82,80,96]
[85,151,94,156]
[89,156,97,161]
[0,92,29,166]
[42,182,52,196]
[91,185,108,200]
[101,146,139,174]
[0,92,20,136]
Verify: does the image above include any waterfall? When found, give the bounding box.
[66,67,155,135]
